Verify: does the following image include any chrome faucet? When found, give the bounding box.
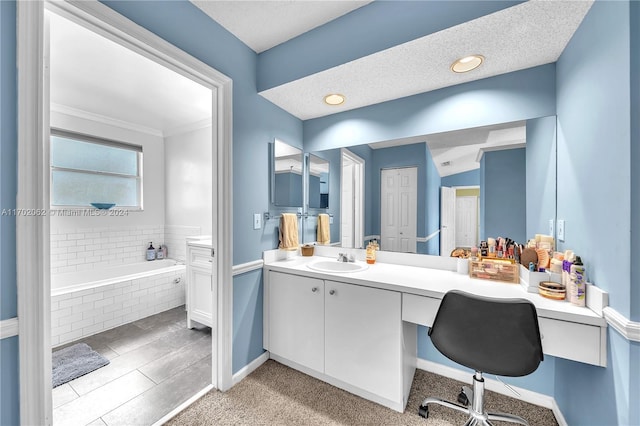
[337,253,355,262]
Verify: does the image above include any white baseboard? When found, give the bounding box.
[417,358,560,414]
[232,351,270,386]
[551,398,569,426]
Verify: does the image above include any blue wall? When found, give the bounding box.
[304,64,556,153]
[0,0,19,424]
[481,148,526,243]
[441,169,480,188]
[555,1,636,424]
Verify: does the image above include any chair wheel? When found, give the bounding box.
[418,404,429,418]
[457,390,469,406]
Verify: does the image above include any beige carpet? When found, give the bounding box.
[167,360,558,425]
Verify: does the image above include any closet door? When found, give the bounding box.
[381,167,417,252]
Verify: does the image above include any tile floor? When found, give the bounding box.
[52,306,211,426]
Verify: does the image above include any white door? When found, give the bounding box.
[341,149,365,248]
[268,271,325,372]
[380,168,417,252]
[341,161,355,248]
[455,196,478,247]
[440,186,456,256]
[324,280,402,403]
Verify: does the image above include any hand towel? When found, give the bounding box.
[279,213,299,250]
[317,213,330,245]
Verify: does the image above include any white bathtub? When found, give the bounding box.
[51,260,186,346]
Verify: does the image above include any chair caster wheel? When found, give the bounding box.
[418,404,429,418]
[457,389,469,406]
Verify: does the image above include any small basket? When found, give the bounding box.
[301,245,315,257]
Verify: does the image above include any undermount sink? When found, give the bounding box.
[307,260,369,273]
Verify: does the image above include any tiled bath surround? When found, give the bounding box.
[51,269,185,346]
[50,225,202,274]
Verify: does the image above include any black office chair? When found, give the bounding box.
[419,290,543,426]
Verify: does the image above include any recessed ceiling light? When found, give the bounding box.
[324,94,346,106]
[451,55,484,73]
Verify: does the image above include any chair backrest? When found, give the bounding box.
[429,290,543,377]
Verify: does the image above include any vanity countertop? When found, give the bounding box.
[264,255,606,327]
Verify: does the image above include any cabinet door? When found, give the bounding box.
[189,265,213,327]
[325,280,402,402]
[269,271,324,372]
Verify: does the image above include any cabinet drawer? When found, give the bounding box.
[189,247,213,268]
[401,293,440,327]
[538,317,604,366]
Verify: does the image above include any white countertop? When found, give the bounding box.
[264,255,606,327]
[187,239,212,249]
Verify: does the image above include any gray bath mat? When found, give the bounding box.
[52,343,110,388]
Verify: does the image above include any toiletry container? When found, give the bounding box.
[146,242,156,261]
[366,243,376,264]
[568,256,586,306]
[162,245,168,258]
[156,244,165,260]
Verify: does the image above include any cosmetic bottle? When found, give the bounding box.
[146,242,156,261]
[156,244,165,260]
[568,256,586,306]
[366,243,376,264]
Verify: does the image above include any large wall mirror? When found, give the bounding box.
[303,116,557,256]
[271,138,304,208]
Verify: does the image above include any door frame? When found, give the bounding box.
[340,148,364,248]
[16,1,234,424]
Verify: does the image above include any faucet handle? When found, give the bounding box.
[348,254,355,262]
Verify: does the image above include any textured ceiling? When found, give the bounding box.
[257,1,593,120]
[191,1,372,53]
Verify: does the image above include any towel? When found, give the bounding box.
[278,213,299,250]
[317,213,330,245]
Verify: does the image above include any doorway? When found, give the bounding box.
[340,149,364,248]
[17,2,233,424]
[440,186,480,256]
[380,167,417,253]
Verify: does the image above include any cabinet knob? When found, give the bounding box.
[329,290,336,295]
[311,287,318,292]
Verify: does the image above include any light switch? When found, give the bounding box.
[548,219,554,238]
[557,219,565,242]
[253,213,261,230]
[329,215,333,225]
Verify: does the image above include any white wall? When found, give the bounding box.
[164,125,212,260]
[50,110,166,272]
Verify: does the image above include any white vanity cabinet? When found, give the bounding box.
[265,270,413,412]
[324,280,404,404]
[186,243,214,328]
[268,271,324,372]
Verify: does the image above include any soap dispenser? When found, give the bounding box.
[156,244,165,260]
[366,242,376,264]
[146,242,156,261]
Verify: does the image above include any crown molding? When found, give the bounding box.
[50,103,163,137]
[164,117,212,138]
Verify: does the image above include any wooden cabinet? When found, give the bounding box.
[265,270,412,412]
[187,244,214,328]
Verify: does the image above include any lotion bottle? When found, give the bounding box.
[146,242,156,261]
[569,256,586,306]
[366,243,376,264]
[156,244,164,260]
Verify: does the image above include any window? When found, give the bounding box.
[50,129,143,209]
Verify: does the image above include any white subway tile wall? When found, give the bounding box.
[50,270,186,347]
[50,225,203,274]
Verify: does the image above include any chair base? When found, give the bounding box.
[418,372,530,426]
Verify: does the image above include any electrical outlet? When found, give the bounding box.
[548,219,554,237]
[557,219,565,242]
[253,213,261,230]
